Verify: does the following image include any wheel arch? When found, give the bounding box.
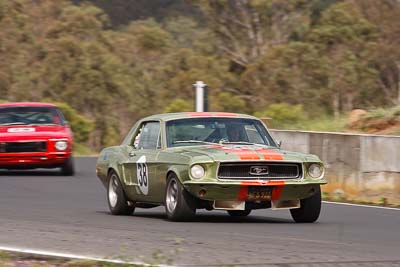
[166,165,189,183]
[107,166,123,182]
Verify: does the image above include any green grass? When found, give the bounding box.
[272,115,348,132]
[364,106,400,120]
[0,251,147,267]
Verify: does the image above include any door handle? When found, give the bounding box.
[128,152,136,157]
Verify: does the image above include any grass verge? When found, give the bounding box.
[0,251,148,267]
[273,115,348,132]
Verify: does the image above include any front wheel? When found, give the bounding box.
[290,186,321,223]
[165,174,196,221]
[107,171,135,215]
[61,156,74,176]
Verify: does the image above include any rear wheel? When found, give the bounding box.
[227,209,251,217]
[290,186,321,223]
[107,171,135,215]
[165,173,196,221]
[61,156,74,176]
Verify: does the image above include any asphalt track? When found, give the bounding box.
[0,157,399,267]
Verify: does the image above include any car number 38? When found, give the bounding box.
[96,112,326,222]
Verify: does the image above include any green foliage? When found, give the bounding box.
[362,106,400,121]
[392,106,400,117]
[378,197,388,206]
[363,108,390,120]
[321,191,330,200]
[298,116,347,132]
[100,122,121,148]
[164,98,192,113]
[241,42,328,110]
[53,102,94,144]
[127,19,172,51]
[73,142,95,156]
[308,1,376,46]
[255,103,307,128]
[353,106,400,135]
[214,92,247,113]
[1,0,400,150]
[254,105,347,133]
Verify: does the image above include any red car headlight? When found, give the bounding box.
[55,140,68,151]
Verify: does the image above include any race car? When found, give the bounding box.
[0,102,74,175]
[96,112,326,222]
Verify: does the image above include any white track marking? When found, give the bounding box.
[0,246,176,267]
[323,201,400,211]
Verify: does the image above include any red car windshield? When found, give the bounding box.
[0,106,65,126]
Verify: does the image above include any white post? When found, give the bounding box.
[193,81,207,112]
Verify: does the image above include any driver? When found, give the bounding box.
[226,124,245,142]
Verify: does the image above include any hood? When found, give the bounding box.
[168,144,312,163]
[0,125,70,141]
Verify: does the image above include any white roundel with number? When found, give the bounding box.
[136,155,149,195]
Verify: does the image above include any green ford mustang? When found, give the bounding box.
[96,112,326,222]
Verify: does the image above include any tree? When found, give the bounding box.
[307,1,378,116]
[192,0,314,71]
[240,42,328,114]
[354,0,400,106]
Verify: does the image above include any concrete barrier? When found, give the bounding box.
[270,130,400,205]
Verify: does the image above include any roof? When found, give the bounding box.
[0,102,57,107]
[142,112,257,121]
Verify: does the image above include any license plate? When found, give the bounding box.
[247,186,272,201]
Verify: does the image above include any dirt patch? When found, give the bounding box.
[347,107,400,135]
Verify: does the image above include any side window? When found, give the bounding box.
[134,122,161,150]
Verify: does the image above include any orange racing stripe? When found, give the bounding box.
[186,112,238,117]
[257,148,284,160]
[220,146,260,160]
[187,112,212,117]
[237,186,248,201]
[271,186,284,200]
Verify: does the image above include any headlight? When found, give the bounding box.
[55,140,68,151]
[308,163,324,179]
[190,165,205,179]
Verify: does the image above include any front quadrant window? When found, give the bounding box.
[136,121,161,150]
[166,118,277,147]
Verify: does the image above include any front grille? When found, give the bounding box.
[0,141,47,153]
[218,162,302,180]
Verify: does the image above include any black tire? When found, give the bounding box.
[290,186,321,223]
[165,173,196,221]
[107,171,135,215]
[227,209,251,217]
[61,156,75,176]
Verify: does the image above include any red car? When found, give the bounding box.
[0,102,74,175]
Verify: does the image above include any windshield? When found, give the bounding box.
[0,106,65,126]
[166,118,277,148]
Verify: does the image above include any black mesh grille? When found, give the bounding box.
[218,162,302,180]
[0,141,47,153]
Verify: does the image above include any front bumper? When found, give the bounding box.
[183,179,326,201]
[0,151,71,168]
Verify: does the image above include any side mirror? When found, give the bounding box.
[277,140,282,148]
